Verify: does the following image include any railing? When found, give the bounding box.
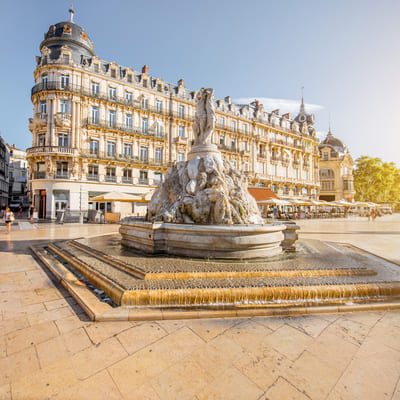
[87,175,99,181]
[27,146,76,156]
[81,151,169,167]
[31,81,192,120]
[34,171,46,179]
[83,118,167,140]
[55,173,69,179]
[105,175,117,182]
[138,178,149,185]
[217,144,239,153]
[122,177,133,184]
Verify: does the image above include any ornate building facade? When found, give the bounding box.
[7,144,29,208]
[0,135,10,206]
[318,130,355,202]
[28,10,320,219]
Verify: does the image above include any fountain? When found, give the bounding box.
[119,88,287,259]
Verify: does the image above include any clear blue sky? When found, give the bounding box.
[1,0,399,166]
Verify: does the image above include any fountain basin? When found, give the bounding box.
[119,221,285,259]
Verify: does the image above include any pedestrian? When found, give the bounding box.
[0,203,5,219]
[3,207,14,234]
[29,204,35,221]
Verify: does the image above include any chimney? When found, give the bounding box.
[272,109,280,115]
[250,100,259,107]
[178,78,184,86]
[224,96,231,104]
[142,65,149,74]
[282,113,291,119]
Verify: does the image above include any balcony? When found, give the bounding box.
[174,136,188,144]
[34,113,48,127]
[83,119,167,140]
[105,175,117,183]
[34,171,46,179]
[257,152,267,159]
[122,177,133,184]
[55,172,69,179]
[27,146,77,157]
[138,178,149,185]
[87,175,99,182]
[55,112,71,128]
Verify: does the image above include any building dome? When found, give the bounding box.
[40,21,95,63]
[319,131,346,153]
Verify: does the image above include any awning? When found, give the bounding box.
[248,188,279,201]
[89,191,144,202]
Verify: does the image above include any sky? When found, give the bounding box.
[1,0,399,166]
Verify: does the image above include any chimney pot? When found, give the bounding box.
[142,65,149,74]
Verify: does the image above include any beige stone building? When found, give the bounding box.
[318,130,355,202]
[27,10,320,219]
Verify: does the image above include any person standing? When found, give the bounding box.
[3,207,14,234]
[29,204,35,221]
[0,203,6,219]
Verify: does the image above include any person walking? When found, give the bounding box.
[0,203,6,219]
[3,207,14,234]
[29,204,35,221]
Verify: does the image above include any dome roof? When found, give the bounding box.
[40,21,95,63]
[319,131,346,153]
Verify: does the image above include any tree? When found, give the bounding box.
[354,156,400,203]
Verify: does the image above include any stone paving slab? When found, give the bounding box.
[0,216,400,399]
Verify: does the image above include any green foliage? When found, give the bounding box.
[354,156,400,203]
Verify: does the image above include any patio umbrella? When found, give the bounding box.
[257,198,292,206]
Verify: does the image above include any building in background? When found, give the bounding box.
[318,130,355,202]
[0,135,10,206]
[7,144,29,209]
[27,8,320,219]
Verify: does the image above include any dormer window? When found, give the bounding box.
[63,25,71,34]
[93,64,99,73]
[143,79,148,88]
[323,152,329,161]
[111,69,116,78]
[49,25,55,35]
[81,31,88,42]
[127,74,132,83]
[62,54,70,64]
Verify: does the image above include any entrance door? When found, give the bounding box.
[39,190,46,219]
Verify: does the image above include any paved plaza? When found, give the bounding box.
[1,215,400,399]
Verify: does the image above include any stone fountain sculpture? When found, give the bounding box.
[147,88,264,225]
[120,88,286,259]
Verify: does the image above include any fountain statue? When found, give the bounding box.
[147,88,264,225]
[120,88,287,259]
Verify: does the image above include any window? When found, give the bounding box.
[243,162,248,172]
[111,69,116,78]
[294,168,299,179]
[93,64,99,73]
[323,152,329,161]
[107,141,116,156]
[284,166,288,178]
[231,160,237,168]
[293,186,298,195]
[125,114,132,129]
[59,100,69,114]
[142,98,148,109]
[140,146,148,161]
[91,106,99,124]
[38,133,45,146]
[271,164,277,176]
[143,79,148,88]
[127,74,132,82]
[105,166,116,182]
[219,117,225,129]
[283,185,289,194]
[124,143,132,157]
[178,151,185,162]
[231,138,236,150]
[156,101,162,113]
[58,133,69,147]
[36,162,46,179]
[272,184,277,193]
[141,118,148,133]
[109,110,116,128]
[243,124,247,135]
[303,170,309,180]
[178,126,185,137]
[302,187,308,196]
[178,105,184,119]
[219,135,225,145]
[258,162,265,174]
[157,84,162,92]
[231,121,236,131]
[60,74,70,88]
[41,75,48,88]
[155,147,162,162]
[91,82,99,96]
[154,172,162,184]
[87,165,99,180]
[56,162,69,178]
[242,141,247,151]
[125,91,132,103]
[109,87,116,100]
[123,168,132,183]
[139,170,148,184]
[156,122,163,137]
[89,140,98,155]
[40,100,47,114]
